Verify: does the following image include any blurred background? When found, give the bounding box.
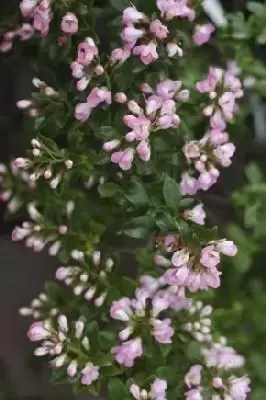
[1,0,266,399]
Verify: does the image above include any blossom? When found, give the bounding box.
[77,37,98,65]
[184,204,206,225]
[75,103,91,121]
[150,19,169,39]
[28,321,48,341]
[81,362,100,385]
[185,388,203,400]
[20,0,38,17]
[229,377,251,399]
[111,149,135,170]
[180,173,198,196]
[61,13,78,34]
[133,42,159,65]
[121,25,144,43]
[122,7,145,25]
[202,346,245,370]
[200,245,220,269]
[184,365,202,388]
[151,318,174,344]
[193,23,215,46]
[111,338,143,367]
[87,87,111,107]
[33,0,52,36]
[150,378,167,400]
[110,297,133,321]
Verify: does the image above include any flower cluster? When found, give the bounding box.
[180,67,243,196]
[20,0,53,36]
[20,292,58,319]
[155,234,237,292]
[56,251,115,307]
[130,378,167,400]
[0,23,34,52]
[17,77,59,118]
[13,137,73,189]
[0,162,34,214]
[28,315,100,386]
[197,67,243,122]
[104,79,189,170]
[12,202,71,255]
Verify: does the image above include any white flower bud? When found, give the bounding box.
[17,99,32,109]
[92,251,101,266]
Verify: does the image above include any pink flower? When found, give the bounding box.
[212,377,223,389]
[124,115,151,140]
[152,292,170,317]
[193,23,215,46]
[33,0,52,36]
[198,171,217,191]
[185,388,203,400]
[202,346,245,369]
[156,0,195,21]
[103,140,121,152]
[218,91,236,120]
[229,377,251,399]
[133,42,159,65]
[150,19,169,39]
[111,149,135,170]
[75,103,91,121]
[163,266,190,286]
[146,95,163,115]
[216,240,237,257]
[18,23,35,41]
[121,25,144,43]
[196,68,223,93]
[210,111,226,132]
[110,297,133,321]
[28,322,48,341]
[200,245,220,268]
[81,362,100,385]
[185,204,206,226]
[87,87,111,108]
[122,7,145,25]
[114,92,128,103]
[110,48,131,63]
[214,143,235,167]
[111,338,143,367]
[151,318,174,344]
[180,173,198,196]
[136,141,151,162]
[156,79,181,100]
[171,249,190,267]
[77,38,98,65]
[67,360,78,377]
[20,0,38,17]
[184,365,202,388]
[183,141,201,161]
[71,61,84,78]
[150,378,167,400]
[187,268,221,292]
[61,13,78,34]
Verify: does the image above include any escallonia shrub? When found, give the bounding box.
[0,0,253,399]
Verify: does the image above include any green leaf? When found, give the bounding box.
[124,215,156,239]
[108,378,129,400]
[121,276,137,296]
[156,212,178,232]
[98,183,121,198]
[163,175,181,213]
[109,0,130,11]
[245,163,263,184]
[247,1,265,14]
[125,179,149,207]
[44,282,61,300]
[95,126,119,140]
[86,321,100,354]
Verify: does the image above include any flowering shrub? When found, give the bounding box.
[0,0,256,399]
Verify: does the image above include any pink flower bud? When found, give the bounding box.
[114,92,128,103]
[94,65,104,75]
[212,377,223,389]
[61,13,78,35]
[67,360,78,377]
[150,19,168,39]
[127,100,143,115]
[17,100,32,109]
[103,140,120,152]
